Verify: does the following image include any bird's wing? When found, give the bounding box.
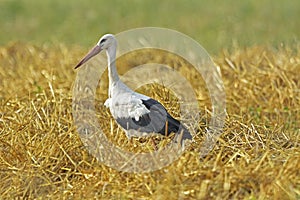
[115,97,168,135]
[128,97,151,121]
[110,92,150,121]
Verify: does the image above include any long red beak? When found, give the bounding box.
[75,45,102,69]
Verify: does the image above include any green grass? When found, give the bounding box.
[0,0,299,53]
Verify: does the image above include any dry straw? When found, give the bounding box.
[0,42,299,199]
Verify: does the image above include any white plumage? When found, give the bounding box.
[104,80,150,121]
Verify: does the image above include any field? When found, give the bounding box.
[1,0,300,199]
[1,42,299,199]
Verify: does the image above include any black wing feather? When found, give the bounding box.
[116,98,192,141]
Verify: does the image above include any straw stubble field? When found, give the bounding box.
[0,42,299,199]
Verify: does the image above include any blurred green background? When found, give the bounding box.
[0,0,299,53]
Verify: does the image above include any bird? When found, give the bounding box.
[75,34,192,149]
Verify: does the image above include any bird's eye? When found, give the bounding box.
[100,38,107,44]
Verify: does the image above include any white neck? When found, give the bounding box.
[106,42,120,97]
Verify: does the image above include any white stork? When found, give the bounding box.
[75,34,192,148]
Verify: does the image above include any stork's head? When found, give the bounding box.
[75,34,116,69]
[97,34,116,50]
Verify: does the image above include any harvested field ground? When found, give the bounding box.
[0,43,299,199]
